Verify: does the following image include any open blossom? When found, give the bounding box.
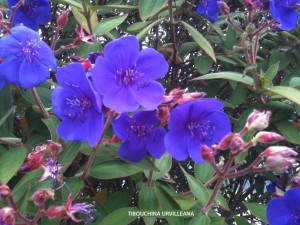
[91,35,168,113]
[112,110,166,162]
[0,26,56,89]
[269,0,300,31]
[267,188,300,225]
[164,98,231,163]
[8,0,51,31]
[52,63,104,146]
[196,0,220,23]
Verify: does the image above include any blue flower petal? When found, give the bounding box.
[19,58,50,88]
[132,110,158,126]
[267,198,295,225]
[284,188,300,211]
[136,48,169,79]
[103,86,139,113]
[35,1,51,24]
[0,35,20,57]
[119,137,147,162]
[146,127,166,159]
[104,36,139,69]
[165,131,189,161]
[168,102,191,131]
[196,0,220,23]
[207,111,231,144]
[91,58,120,95]
[130,81,164,110]
[11,26,41,42]
[57,119,88,142]
[187,138,204,163]
[36,41,57,71]
[0,56,22,85]
[112,113,132,140]
[87,110,103,146]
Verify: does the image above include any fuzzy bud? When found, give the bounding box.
[177,92,206,104]
[57,11,69,27]
[33,189,55,206]
[201,145,214,162]
[45,206,66,219]
[290,177,300,188]
[254,131,284,144]
[0,207,15,225]
[230,135,245,155]
[264,156,295,173]
[0,185,11,198]
[245,109,271,131]
[218,1,230,15]
[45,140,62,156]
[264,146,298,158]
[157,107,170,125]
[217,133,234,150]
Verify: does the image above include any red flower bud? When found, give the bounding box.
[177,92,206,104]
[254,131,284,144]
[0,185,11,198]
[217,133,234,150]
[157,106,170,125]
[0,207,15,225]
[218,1,230,15]
[230,135,245,155]
[201,145,214,162]
[57,11,69,27]
[33,189,54,206]
[45,206,66,219]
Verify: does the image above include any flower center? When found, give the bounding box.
[63,96,92,122]
[200,0,208,7]
[21,1,38,17]
[20,40,39,63]
[187,120,215,141]
[291,211,300,224]
[130,124,149,138]
[116,68,147,89]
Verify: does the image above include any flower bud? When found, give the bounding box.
[45,140,62,156]
[57,11,69,27]
[0,11,3,21]
[264,156,295,173]
[157,107,170,125]
[254,131,284,144]
[45,206,66,219]
[264,146,298,158]
[177,92,206,104]
[169,88,185,98]
[73,37,82,46]
[201,145,214,162]
[218,1,230,15]
[245,109,271,131]
[0,185,11,198]
[0,207,15,225]
[230,135,245,155]
[33,189,55,206]
[290,177,300,188]
[19,153,44,172]
[217,133,234,150]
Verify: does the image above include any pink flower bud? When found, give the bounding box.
[44,140,62,156]
[169,88,185,98]
[201,145,214,162]
[218,1,230,15]
[290,177,300,188]
[254,131,284,144]
[33,189,54,206]
[157,106,170,125]
[245,109,271,131]
[0,185,11,198]
[217,133,234,150]
[45,206,66,219]
[230,135,245,155]
[264,146,298,158]
[0,11,3,21]
[57,11,69,27]
[0,207,15,225]
[177,92,206,104]
[264,156,295,173]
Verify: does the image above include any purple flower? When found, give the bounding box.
[91,36,168,113]
[112,110,166,162]
[164,98,231,163]
[269,0,300,31]
[196,0,220,23]
[0,26,56,89]
[267,188,300,224]
[8,0,51,31]
[52,63,104,146]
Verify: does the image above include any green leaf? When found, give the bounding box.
[132,157,159,171]
[268,86,300,105]
[261,62,279,87]
[179,42,198,57]
[103,189,134,212]
[0,84,13,136]
[194,56,214,74]
[145,153,172,180]
[127,21,151,33]
[190,213,210,225]
[180,165,209,206]
[194,72,254,86]
[137,18,165,40]
[243,202,268,224]
[94,14,128,36]
[234,216,251,225]
[61,177,84,200]
[77,42,102,58]
[41,115,60,142]
[139,185,159,225]
[59,0,82,8]
[139,0,168,20]
[180,21,216,62]
[289,77,300,88]
[22,87,52,108]
[89,160,143,179]
[99,207,138,225]
[274,121,300,145]
[0,147,27,184]
[60,142,82,173]
[210,217,226,225]
[71,6,98,34]
[194,163,215,183]
[90,4,138,11]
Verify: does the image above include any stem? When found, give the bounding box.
[147,158,156,187]
[51,26,60,51]
[209,160,222,176]
[226,14,244,33]
[8,195,31,224]
[8,0,24,25]
[81,0,93,35]
[31,88,50,119]
[81,112,115,180]
[0,139,31,150]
